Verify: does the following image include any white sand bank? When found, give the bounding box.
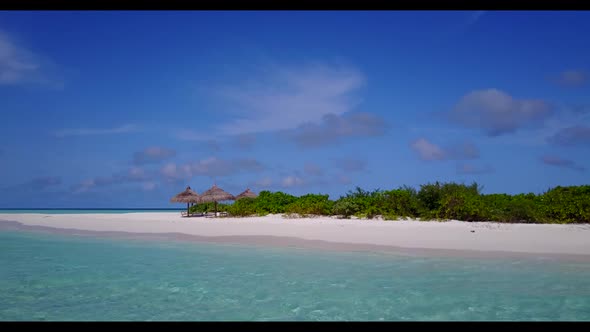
[1,213,590,259]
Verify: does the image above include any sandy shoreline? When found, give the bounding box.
[1,213,590,261]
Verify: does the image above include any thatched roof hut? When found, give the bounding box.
[170,186,201,216]
[200,184,235,216]
[235,188,257,200]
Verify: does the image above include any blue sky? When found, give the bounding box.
[1,11,589,208]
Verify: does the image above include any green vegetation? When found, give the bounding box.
[225,197,257,217]
[253,191,298,215]
[286,194,333,217]
[189,183,590,224]
[189,202,230,214]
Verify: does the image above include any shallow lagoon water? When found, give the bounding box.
[1,230,589,321]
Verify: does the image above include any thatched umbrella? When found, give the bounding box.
[199,184,235,216]
[235,188,257,200]
[170,186,201,216]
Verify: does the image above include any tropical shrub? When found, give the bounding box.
[381,186,420,219]
[227,197,257,217]
[416,181,482,219]
[285,194,333,216]
[253,191,298,215]
[437,191,487,221]
[539,185,590,223]
[189,183,590,223]
[189,202,229,213]
[333,187,384,219]
[416,182,445,218]
[504,194,544,223]
[332,197,360,218]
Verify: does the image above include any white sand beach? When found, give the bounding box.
[1,213,590,260]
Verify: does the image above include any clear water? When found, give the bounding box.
[0,209,182,214]
[1,230,589,321]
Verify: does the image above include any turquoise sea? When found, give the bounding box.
[1,229,590,321]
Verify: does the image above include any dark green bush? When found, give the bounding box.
[484,193,549,223]
[539,185,590,223]
[416,182,445,215]
[333,187,384,219]
[504,194,544,223]
[416,182,482,220]
[253,191,298,215]
[227,197,257,217]
[286,194,333,216]
[190,183,590,224]
[332,197,360,218]
[381,186,420,219]
[437,191,487,221]
[483,194,512,221]
[189,202,228,214]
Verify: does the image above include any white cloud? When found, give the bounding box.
[142,182,157,191]
[254,177,273,188]
[336,174,352,185]
[233,133,256,150]
[457,163,494,175]
[540,155,585,171]
[553,70,587,87]
[474,103,590,147]
[208,62,366,136]
[547,126,590,147]
[160,157,264,182]
[127,167,148,181]
[54,124,140,138]
[410,138,480,162]
[410,138,446,161]
[0,30,39,84]
[133,147,176,165]
[72,179,97,194]
[287,112,388,148]
[160,162,192,182]
[190,157,263,177]
[450,89,552,136]
[175,130,206,141]
[0,29,61,87]
[281,175,304,188]
[31,176,62,188]
[304,163,323,176]
[160,163,177,178]
[333,158,367,172]
[71,167,153,193]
